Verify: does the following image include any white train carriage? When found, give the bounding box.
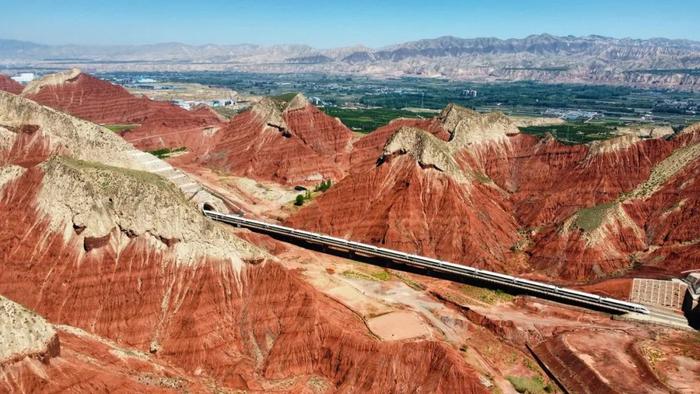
[204,209,651,315]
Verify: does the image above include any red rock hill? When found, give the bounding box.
[21,69,222,149]
[289,103,700,282]
[0,91,485,393]
[0,74,23,94]
[287,125,521,270]
[197,94,353,185]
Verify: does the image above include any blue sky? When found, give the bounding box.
[1,0,698,47]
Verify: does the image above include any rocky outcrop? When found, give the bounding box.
[37,156,261,266]
[438,104,519,150]
[197,97,349,185]
[382,126,466,182]
[351,117,450,171]
[0,91,137,168]
[22,68,81,95]
[0,296,59,365]
[282,93,354,164]
[532,331,669,393]
[0,74,23,94]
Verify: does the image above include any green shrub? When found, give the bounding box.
[314,179,332,192]
[147,147,186,159]
[294,194,305,206]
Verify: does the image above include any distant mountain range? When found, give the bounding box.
[2,34,700,89]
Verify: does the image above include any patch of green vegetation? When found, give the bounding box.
[55,156,182,200]
[461,284,514,305]
[103,124,138,133]
[473,171,492,184]
[270,92,299,110]
[314,179,332,192]
[574,202,615,232]
[212,106,242,119]
[370,270,391,281]
[518,121,621,144]
[147,147,187,159]
[294,190,313,206]
[506,375,555,394]
[101,72,700,127]
[393,272,426,291]
[322,107,422,132]
[341,269,391,282]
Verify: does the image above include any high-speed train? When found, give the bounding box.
[203,209,650,315]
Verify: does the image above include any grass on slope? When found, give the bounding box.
[574,202,615,232]
[147,147,187,159]
[322,107,423,133]
[56,156,178,195]
[103,124,139,133]
[506,375,555,394]
[461,284,514,305]
[270,92,299,111]
[341,269,391,282]
[212,106,243,119]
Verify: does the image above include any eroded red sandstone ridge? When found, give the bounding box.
[0,74,23,94]
[289,104,700,282]
[16,70,699,284]
[19,69,222,151]
[286,127,521,270]
[192,93,353,185]
[0,91,486,393]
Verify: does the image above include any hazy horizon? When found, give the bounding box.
[1,0,698,48]
[3,32,700,51]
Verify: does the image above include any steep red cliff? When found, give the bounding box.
[481,130,700,280]
[287,140,521,270]
[0,74,23,94]
[282,94,354,165]
[23,69,157,124]
[197,96,349,185]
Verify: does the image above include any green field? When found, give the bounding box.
[100,72,700,126]
[100,71,700,142]
[518,121,624,144]
[323,107,423,132]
